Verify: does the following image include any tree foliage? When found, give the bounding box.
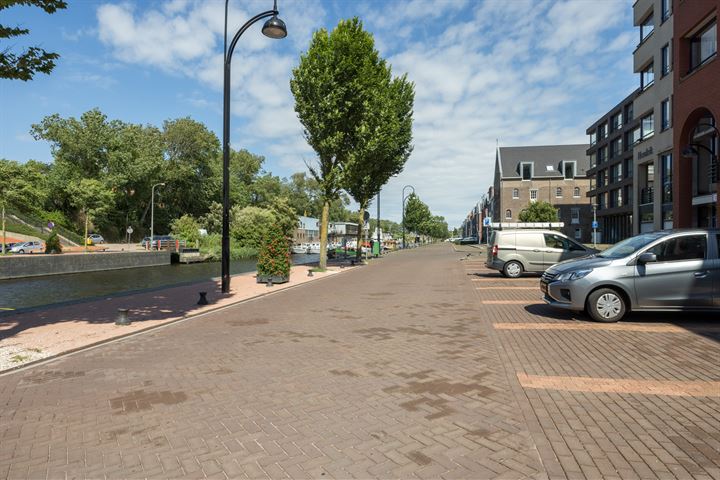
[44,232,62,254]
[0,0,67,81]
[518,201,559,223]
[170,214,202,243]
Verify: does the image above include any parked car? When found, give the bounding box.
[458,236,479,245]
[486,229,595,278]
[541,229,720,322]
[86,233,105,244]
[10,241,43,254]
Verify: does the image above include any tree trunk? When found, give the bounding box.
[1,203,5,255]
[84,211,89,253]
[355,206,365,261]
[319,200,329,270]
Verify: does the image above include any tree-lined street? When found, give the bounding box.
[1,245,717,479]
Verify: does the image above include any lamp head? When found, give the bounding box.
[681,145,698,158]
[262,14,287,39]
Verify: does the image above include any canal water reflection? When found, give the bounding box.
[1,254,319,311]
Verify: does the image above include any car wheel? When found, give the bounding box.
[503,260,523,278]
[586,288,626,322]
[18,249,24,254]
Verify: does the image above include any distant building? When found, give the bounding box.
[493,144,593,242]
[586,89,640,244]
[294,216,320,244]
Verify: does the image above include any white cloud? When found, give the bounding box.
[95,0,635,227]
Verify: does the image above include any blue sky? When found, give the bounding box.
[1,0,637,227]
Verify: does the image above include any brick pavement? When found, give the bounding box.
[0,244,718,479]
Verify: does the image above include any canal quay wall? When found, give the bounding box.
[0,251,171,280]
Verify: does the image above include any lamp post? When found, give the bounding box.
[376,191,381,257]
[401,185,415,249]
[150,182,165,251]
[222,0,287,293]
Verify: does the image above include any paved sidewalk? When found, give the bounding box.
[0,245,718,479]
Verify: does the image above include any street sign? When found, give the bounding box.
[127,226,134,234]
[592,221,599,229]
[483,217,491,226]
[47,221,55,230]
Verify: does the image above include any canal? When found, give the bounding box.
[1,254,319,311]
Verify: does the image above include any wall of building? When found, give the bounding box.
[0,251,171,280]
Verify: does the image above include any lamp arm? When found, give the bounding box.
[226,10,277,64]
[695,123,720,138]
[690,143,717,157]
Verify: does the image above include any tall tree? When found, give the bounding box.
[66,179,112,251]
[344,70,415,259]
[291,18,386,269]
[403,193,431,240]
[0,0,67,81]
[0,159,44,254]
[518,201,559,222]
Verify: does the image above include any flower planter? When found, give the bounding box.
[256,274,289,284]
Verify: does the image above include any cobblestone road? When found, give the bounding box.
[1,245,718,479]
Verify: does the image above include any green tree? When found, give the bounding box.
[0,159,46,254]
[44,232,62,254]
[170,214,202,243]
[230,206,276,250]
[403,193,431,241]
[291,18,385,269]
[0,0,67,81]
[200,202,223,235]
[270,197,299,240]
[518,201,559,223]
[66,179,113,251]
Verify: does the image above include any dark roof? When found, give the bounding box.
[497,144,591,179]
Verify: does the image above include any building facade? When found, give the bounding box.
[493,145,594,242]
[672,0,719,228]
[633,0,675,233]
[294,215,320,244]
[586,90,640,244]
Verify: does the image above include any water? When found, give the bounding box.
[0,254,319,311]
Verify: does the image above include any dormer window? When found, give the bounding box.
[521,162,533,180]
[562,161,576,179]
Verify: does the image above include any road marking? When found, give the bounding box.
[0,308,14,311]
[517,372,720,397]
[481,300,535,305]
[477,287,537,290]
[494,322,687,333]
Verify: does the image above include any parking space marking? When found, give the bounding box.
[482,300,538,305]
[493,322,686,333]
[517,372,720,397]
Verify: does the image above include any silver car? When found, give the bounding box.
[486,229,595,278]
[9,241,43,254]
[542,229,720,322]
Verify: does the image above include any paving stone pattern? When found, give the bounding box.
[0,245,718,479]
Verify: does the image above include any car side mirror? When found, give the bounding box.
[637,252,657,264]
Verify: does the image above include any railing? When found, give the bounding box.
[640,187,654,205]
[710,162,718,183]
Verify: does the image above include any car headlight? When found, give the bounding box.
[556,269,593,282]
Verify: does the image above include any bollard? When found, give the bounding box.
[351,259,355,266]
[116,308,131,326]
[266,278,273,287]
[197,291,208,305]
[307,269,314,277]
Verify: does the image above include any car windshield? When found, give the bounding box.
[598,232,668,259]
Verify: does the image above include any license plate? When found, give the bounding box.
[540,282,548,294]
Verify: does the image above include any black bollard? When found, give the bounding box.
[266,278,273,287]
[307,270,314,277]
[116,308,131,326]
[197,291,208,305]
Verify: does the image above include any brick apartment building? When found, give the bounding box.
[673,0,719,228]
[492,145,593,242]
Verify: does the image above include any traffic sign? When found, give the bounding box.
[483,217,491,226]
[592,221,599,229]
[127,226,134,234]
[47,221,55,230]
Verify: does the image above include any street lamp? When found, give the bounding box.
[222,0,287,293]
[401,185,415,249]
[150,182,165,251]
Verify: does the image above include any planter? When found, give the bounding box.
[256,274,289,284]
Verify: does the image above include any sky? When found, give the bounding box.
[0,0,638,228]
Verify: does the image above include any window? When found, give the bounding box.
[611,113,623,131]
[646,235,707,262]
[512,188,519,199]
[610,137,622,158]
[598,146,607,163]
[616,188,623,207]
[573,187,580,198]
[574,229,582,240]
[690,20,717,71]
[642,113,654,138]
[521,162,533,180]
[589,132,597,146]
[571,208,580,224]
[563,161,576,179]
[661,153,673,203]
[641,63,654,90]
[641,14,654,42]
[505,209,512,220]
[625,103,634,123]
[599,123,608,140]
[661,0,671,21]
[530,189,538,201]
[625,158,634,178]
[661,99,671,130]
[555,187,563,198]
[598,170,605,187]
[661,44,671,75]
[544,233,585,251]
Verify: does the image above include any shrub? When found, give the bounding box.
[45,232,63,254]
[171,214,202,243]
[257,223,291,278]
[230,206,275,250]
